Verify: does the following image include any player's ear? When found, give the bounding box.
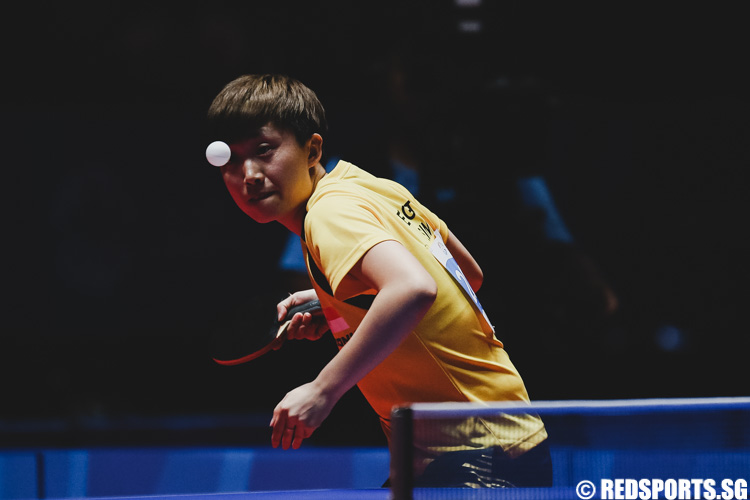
[307,133,323,166]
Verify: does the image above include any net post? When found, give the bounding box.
[390,406,414,500]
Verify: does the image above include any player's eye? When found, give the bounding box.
[257,144,273,156]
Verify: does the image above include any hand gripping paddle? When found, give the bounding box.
[212,299,323,366]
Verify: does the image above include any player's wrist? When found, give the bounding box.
[311,371,349,403]
[286,289,318,308]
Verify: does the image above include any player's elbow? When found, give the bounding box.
[410,275,438,312]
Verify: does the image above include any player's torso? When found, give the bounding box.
[302,163,533,416]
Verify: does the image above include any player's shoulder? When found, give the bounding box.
[308,162,377,209]
[303,175,383,243]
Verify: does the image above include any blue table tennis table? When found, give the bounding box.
[64,488,578,500]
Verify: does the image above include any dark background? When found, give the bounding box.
[3,1,748,448]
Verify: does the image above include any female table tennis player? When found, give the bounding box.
[206,74,552,488]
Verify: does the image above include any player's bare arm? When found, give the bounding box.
[270,240,437,450]
[445,230,483,292]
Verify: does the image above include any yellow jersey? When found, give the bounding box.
[302,161,547,465]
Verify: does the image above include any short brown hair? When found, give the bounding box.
[207,74,327,145]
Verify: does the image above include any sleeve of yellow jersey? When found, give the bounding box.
[305,193,395,299]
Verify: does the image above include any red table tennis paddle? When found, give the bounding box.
[212,299,323,366]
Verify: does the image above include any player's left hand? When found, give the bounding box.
[270,381,336,449]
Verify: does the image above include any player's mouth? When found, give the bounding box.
[247,192,274,203]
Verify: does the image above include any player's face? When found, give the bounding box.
[221,124,318,231]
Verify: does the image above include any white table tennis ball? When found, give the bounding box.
[206,141,231,167]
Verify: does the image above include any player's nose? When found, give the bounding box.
[242,159,264,185]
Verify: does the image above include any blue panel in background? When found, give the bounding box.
[249,449,351,490]
[3,440,748,498]
[0,452,38,500]
[44,450,89,499]
[22,447,390,498]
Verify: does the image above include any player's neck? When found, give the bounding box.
[279,163,326,236]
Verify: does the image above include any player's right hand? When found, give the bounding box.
[276,290,329,343]
[270,380,336,449]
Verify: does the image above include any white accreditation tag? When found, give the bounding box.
[429,230,494,333]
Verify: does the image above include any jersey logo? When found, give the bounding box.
[396,199,434,247]
[396,200,415,225]
[418,221,432,240]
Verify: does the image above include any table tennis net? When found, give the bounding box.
[389,397,750,500]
